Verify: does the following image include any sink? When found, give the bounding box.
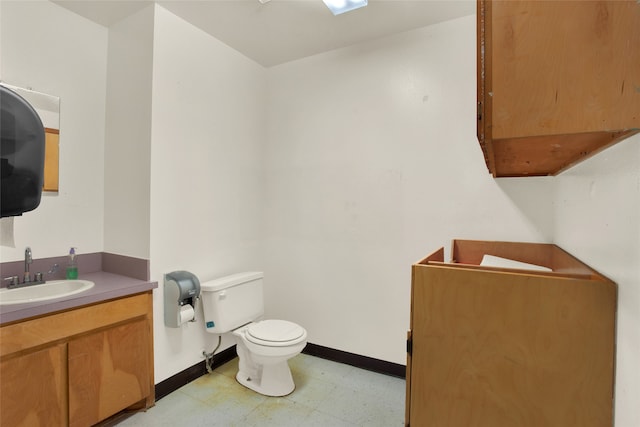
[0,280,95,305]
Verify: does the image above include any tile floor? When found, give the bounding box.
[118,353,406,426]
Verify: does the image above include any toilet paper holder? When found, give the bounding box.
[164,270,201,328]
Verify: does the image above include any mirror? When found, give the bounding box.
[0,82,60,192]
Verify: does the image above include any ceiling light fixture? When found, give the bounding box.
[322,0,368,15]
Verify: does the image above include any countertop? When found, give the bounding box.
[0,271,157,325]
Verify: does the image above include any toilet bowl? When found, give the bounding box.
[232,319,307,396]
[200,272,307,397]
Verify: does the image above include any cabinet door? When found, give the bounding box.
[477,0,640,177]
[0,344,67,426]
[409,265,615,427]
[68,318,151,426]
[489,0,640,139]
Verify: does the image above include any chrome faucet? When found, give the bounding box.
[24,247,33,283]
[2,247,50,289]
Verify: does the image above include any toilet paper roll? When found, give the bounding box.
[179,304,195,325]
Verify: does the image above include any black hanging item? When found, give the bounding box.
[1,84,45,217]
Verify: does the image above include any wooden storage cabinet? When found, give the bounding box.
[0,344,68,426]
[477,0,640,177]
[0,292,154,427]
[69,319,151,426]
[406,240,617,427]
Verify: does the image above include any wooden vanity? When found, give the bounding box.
[0,292,154,426]
[0,253,156,426]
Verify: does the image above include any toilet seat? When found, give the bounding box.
[246,320,306,347]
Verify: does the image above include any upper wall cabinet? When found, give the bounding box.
[477,0,640,177]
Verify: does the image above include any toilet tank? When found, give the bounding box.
[200,272,264,334]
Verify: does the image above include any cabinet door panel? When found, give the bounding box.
[477,0,640,177]
[409,265,615,427]
[0,344,67,426]
[68,319,150,427]
[490,0,640,139]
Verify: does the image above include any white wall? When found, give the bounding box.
[554,134,640,427]
[2,3,637,423]
[149,6,266,382]
[264,15,554,365]
[0,1,107,261]
[103,5,154,259]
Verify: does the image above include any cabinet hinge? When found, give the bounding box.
[406,337,412,355]
[477,101,482,121]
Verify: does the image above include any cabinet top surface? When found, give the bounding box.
[415,239,614,284]
[0,272,157,325]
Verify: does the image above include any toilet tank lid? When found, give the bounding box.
[200,272,263,292]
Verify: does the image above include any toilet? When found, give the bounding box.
[200,272,307,397]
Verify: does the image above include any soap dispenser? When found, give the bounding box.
[66,247,78,279]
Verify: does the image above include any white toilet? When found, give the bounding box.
[200,272,307,396]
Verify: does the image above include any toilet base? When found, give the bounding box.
[236,360,295,397]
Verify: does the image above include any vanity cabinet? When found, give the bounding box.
[0,292,154,427]
[405,240,617,427]
[0,344,68,425]
[69,318,151,426]
[477,0,640,177]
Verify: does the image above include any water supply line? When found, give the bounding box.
[203,335,222,374]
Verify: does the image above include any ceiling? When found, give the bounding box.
[52,0,475,67]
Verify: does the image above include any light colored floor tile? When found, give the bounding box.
[204,375,268,422]
[342,366,406,408]
[287,369,337,408]
[117,353,406,427]
[315,382,404,426]
[184,371,267,408]
[241,397,316,427]
[302,409,359,427]
[177,371,236,403]
[119,390,215,426]
[302,355,358,386]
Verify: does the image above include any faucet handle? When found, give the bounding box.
[3,276,19,288]
[48,263,59,274]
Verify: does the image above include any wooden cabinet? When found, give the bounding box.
[69,319,151,426]
[477,0,640,177]
[0,344,68,426]
[43,128,60,192]
[406,240,617,427]
[0,292,154,427]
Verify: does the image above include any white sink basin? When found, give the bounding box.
[0,280,95,305]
